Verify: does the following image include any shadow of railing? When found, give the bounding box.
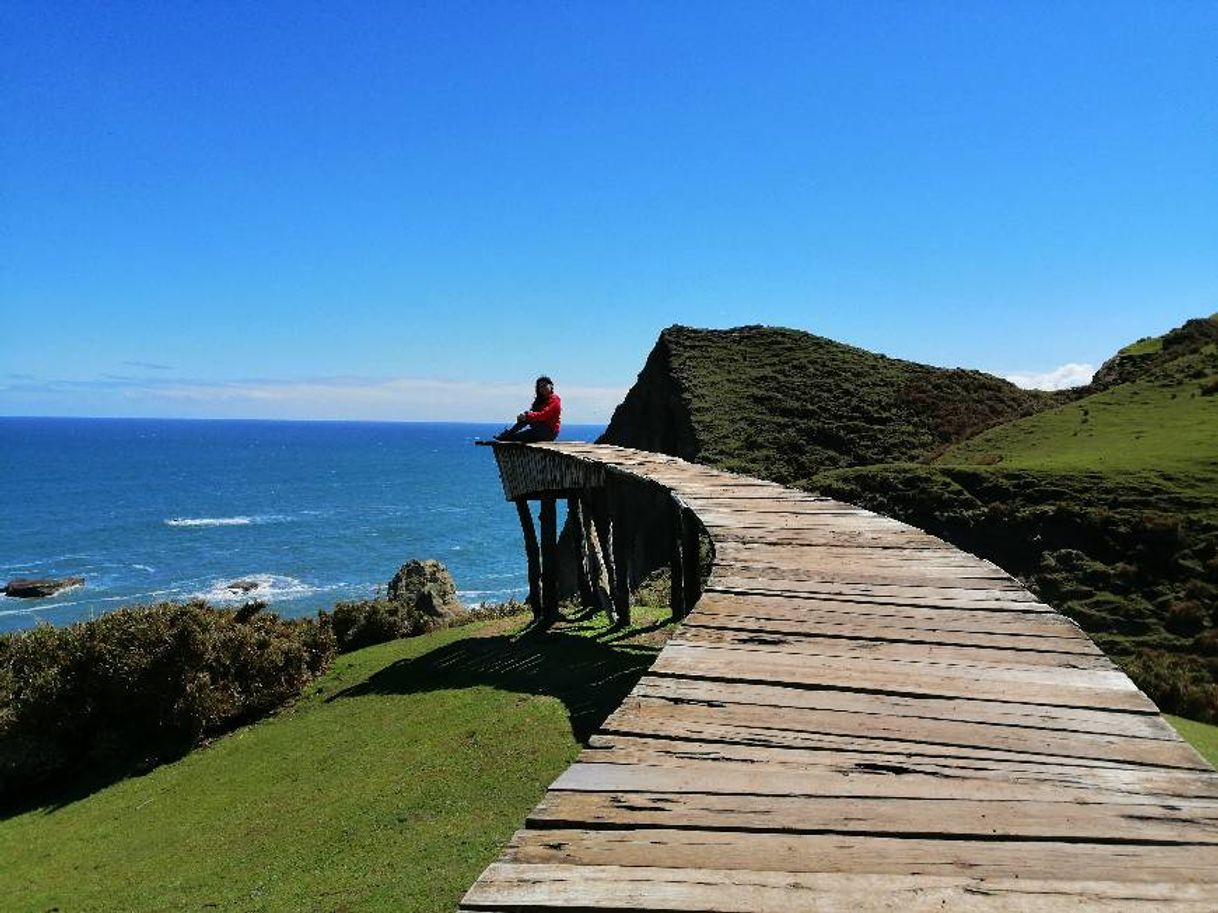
[328,630,663,743]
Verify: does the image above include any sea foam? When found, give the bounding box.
[192,574,323,604]
[164,515,290,528]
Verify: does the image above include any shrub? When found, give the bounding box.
[1120,649,1218,723]
[0,601,335,800]
[1166,599,1209,637]
[330,598,443,652]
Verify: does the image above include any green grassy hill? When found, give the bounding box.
[942,315,1218,479]
[0,609,669,913]
[601,325,1060,484]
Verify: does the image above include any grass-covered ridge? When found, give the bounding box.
[0,607,671,913]
[601,324,1060,484]
[941,316,1218,477]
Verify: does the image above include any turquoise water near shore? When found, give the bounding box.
[0,418,603,633]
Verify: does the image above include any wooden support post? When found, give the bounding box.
[611,508,632,627]
[669,496,687,621]
[682,507,702,610]
[581,495,614,618]
[515,498,542,621]
[568,496,596,609]
[591,493,620,625]
[539,496,559,624]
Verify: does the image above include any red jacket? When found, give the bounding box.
[525,393,562,435]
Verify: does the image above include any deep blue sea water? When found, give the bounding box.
[0,418,603,634]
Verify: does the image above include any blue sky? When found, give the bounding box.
[3,1,1215,422]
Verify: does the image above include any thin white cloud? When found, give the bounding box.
[2,373,628,423]
[1004,363,1094,391]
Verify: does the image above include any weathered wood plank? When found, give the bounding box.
[649,643,1156,713]
[692,592,1083,635]
[551,760,1218,808]
[500,829,1218,884]
[682,614,1101,654]
[528,791,1218,844]
[585,735,1218,794]
[629,675,1178,740]
[601,695,1207,770]
[461,863,1218,912]
[669,626,1115,669]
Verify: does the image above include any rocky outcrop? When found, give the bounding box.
[387,559,463,619]
[4,577,85,598]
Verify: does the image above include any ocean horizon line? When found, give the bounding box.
[0,415,609,429]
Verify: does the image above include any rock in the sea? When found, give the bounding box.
[4,577,85,598]
[226,579,261,595]
[387,559,463,618]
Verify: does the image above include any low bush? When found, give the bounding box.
[328,597,529,653]
[1119,649,1218,723]
[329,598,440,652]
[0,601,335,800]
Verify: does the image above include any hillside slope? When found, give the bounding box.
[600,325,1059,483]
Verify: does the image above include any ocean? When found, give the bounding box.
[0,418,603,634]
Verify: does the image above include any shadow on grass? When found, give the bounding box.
[328,629,663,743]
[1,740,191,819]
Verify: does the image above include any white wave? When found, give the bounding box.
[166,516,253,527]
[190,574,321,604]
[164,515,291,528]
[131,564,155,573]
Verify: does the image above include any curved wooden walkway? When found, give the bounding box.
[460,443,1218,912]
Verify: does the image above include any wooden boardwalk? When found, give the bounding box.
[460,443,1218,912]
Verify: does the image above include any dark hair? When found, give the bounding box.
[531,376,554,411]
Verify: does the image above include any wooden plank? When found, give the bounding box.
[585,735,1218,795]
[577,735,1218,798]
[706,578,1045,607]
[500,829,1218,884]
[682,614,1101,654]
[462,863,1218,911]
[602,696,1207,770]
[691,592,1081,634]
[649,644,1157,713]
[669,626,1115,670]
[528,791,1218,844]
[713,562,1020,590]
[630,675,1178,740]
[552,760,1218,808]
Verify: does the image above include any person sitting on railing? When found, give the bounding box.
[495,376,562,442]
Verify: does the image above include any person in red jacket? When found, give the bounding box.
[495,376,562,442]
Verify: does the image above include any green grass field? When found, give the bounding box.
[939,350,1218,484]
[0,607,671,913]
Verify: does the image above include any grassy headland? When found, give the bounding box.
[0,606,671,913]
[601,324,1060,484]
